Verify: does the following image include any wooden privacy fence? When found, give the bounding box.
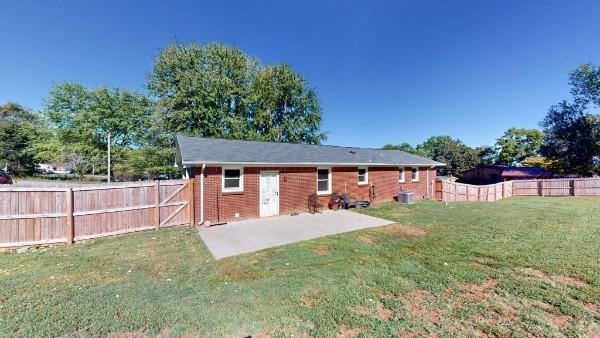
[0,179,194,248]
[436,177,600,202]
[512,178,600,196]
[436,180,513,202]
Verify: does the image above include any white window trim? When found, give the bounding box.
[411,167,420,182]
[222,166,244,192]
[357,167,368,185]
[399,167,405,183]
[316,167,332,195]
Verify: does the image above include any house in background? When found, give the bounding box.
[460,164,553,185]
[175,135,444,224]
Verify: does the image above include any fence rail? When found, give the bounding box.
[436,177,600,202]
[0,179,194,248]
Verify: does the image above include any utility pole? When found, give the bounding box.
[107,132,111,183]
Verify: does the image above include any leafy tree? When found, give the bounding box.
[113,147,178,181]
[248,64,325,143]
[147,42,326,144]
[569,63,600,106]
[45,83,153,180]
[0,102,41,176]
[475,145,497,165]
[540,101,599,175]
[44,83,104,162]
[495,128,544,166]
[540,63,600,176]
[147,42,257,142]
[416,136,481,176]
[382,143,426,156]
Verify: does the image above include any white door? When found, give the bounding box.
[260,171,279,217]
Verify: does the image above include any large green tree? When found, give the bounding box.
[540,63,600,176]
[382,143,426,156]
[44,83,155,180]
[147,42,326,144]
[0,103,41,176]
[416,136,482,176]
[248,64,325,143]
[495,128,544,166]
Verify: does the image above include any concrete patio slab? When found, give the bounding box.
[197,210,394,259]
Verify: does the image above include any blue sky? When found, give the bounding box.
[1,1,599,148]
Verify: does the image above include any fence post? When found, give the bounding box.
[501,182,505,199]
[154,180,161,230]
[539,180,544,197]
[66,188,74,245]
[571,179,575,196]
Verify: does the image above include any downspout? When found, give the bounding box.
[200,163,205,225]
[426,165,435,199]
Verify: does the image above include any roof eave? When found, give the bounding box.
[180,160,445,167]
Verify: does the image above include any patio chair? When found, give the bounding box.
[308,193,323,214]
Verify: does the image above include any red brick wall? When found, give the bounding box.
[194,166,436,224]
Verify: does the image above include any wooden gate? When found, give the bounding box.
[0,179,194,248]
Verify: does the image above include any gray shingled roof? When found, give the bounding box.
[176,135,444,166]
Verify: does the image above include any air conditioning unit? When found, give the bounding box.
[398,192,414,204]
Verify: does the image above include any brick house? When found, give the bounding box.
[175,135,444,224]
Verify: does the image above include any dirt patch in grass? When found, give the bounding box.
[399,290,441,325]
[254,331,272,338]
[336,325,362,338]
[456,279,498,306]
[301,288,324,308]
[517,267,588,288]
[584,302,598,314]
[471,257,496,267]
[391,279,535,336]
[547,312,572,330]
[377,304,393,321]
[350,305,372,316]
[551,275,587,288]
[396,327,439,338]
[107,331,145,338]
[518,267,547,279]
[180,333,201,338]
[350,302,393,321]
[381,224,428,237]
[312,247,330,255]
[217,261,260,281]
[358,235,376,244]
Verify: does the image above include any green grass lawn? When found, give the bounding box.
[1,197,599,337]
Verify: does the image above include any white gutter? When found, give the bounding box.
[200,163,205,225]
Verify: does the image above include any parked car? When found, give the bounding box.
[0,171,12,185]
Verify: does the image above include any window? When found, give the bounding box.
[411,167,419,182]
[222,167,243,192]
[399,168,405,183]
[357,167,368,185]
[317,167,331,194]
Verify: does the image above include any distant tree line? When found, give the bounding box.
[0,42,326,180]
[383,63,600,177]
